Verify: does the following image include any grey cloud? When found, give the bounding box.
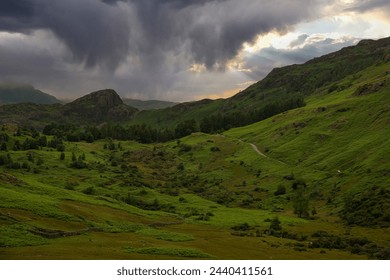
[0,0,132,69]
[344,0,390,12]
[290,34,309,48]
[0,1,34,18]
[39,0,132,69]
[0,0,338,99]
[242,35,359,81]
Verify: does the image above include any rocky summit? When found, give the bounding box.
[63,89,138,123]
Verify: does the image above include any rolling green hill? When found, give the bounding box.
[123,98,178,111]
[129,37,390,131]
[0,37,389,260]
[0,84,60,105]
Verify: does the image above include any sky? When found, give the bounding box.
[0,0,389,102]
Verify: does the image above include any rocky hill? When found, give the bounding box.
[0,89,138,127]
[63,89,138,123]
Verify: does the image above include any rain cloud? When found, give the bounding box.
[0,0,380,100]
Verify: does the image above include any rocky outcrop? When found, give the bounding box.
[63,89,138,122]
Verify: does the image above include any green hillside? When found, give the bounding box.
[0,84,60,105]
[123,98,178,111]
[130,37,390,132]
[0,38,389,260]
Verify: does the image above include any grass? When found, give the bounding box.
[124,246,214,259]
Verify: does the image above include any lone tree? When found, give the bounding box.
[293,190,310,218]
[269,217,282,231]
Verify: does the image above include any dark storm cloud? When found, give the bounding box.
[0,0,131,69]
[0,0,338,99]
[0,0,328,68]
[0,0,38,32]
[0,1,34,18]
[38,0,131,69]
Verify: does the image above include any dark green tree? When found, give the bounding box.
[293,190,310,218]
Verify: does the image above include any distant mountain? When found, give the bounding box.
[63,89,138,123]
[0,84,61,104]
[0,89,138,127]
[123,98,178,111]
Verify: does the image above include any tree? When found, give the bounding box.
[175,119,199,138]
[0,142,7,151]
[60,152,65,160]
[269,217,282,231]
[27,152,34,162]
[13,140,21,151]
[71,152,76,162]
[293,190,310,218]
[85,133,94,143]
[56,144,65,152]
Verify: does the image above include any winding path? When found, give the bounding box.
[249,143,287,165]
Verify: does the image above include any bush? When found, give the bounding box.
[210,146,220,152]
[70,160,87,169]
[177,163,185,171]
[274,185,286,196]
[231,223,251,231]
[56,144,65,152]
[269,217,282,231]
[341,187,390,227]
[82,187,95,195]
[179,144,192,153]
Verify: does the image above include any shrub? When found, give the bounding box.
[231,223,251,231]
[341,187,390,227]
[70,160,87,169]
[210,146,220,152]
[274,185,286,196]
[269,217,282,231]
[82,187,95,195]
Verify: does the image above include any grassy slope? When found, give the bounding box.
[225,62,390,191]
[0,84,60,105]
[130,37,390,129]
[123,98,178,111]
[1,135,366,260]
[129,99,225,128]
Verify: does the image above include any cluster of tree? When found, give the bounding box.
[69,152,87,169]
[341,186,390,227]
[0,152,39,172]
[43,123,175,144]
[200,95,305,133]
[0,126,65,152]
[40,96,305,144]
[123,193,175,212]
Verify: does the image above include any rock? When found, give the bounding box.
[63,89,138,122]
